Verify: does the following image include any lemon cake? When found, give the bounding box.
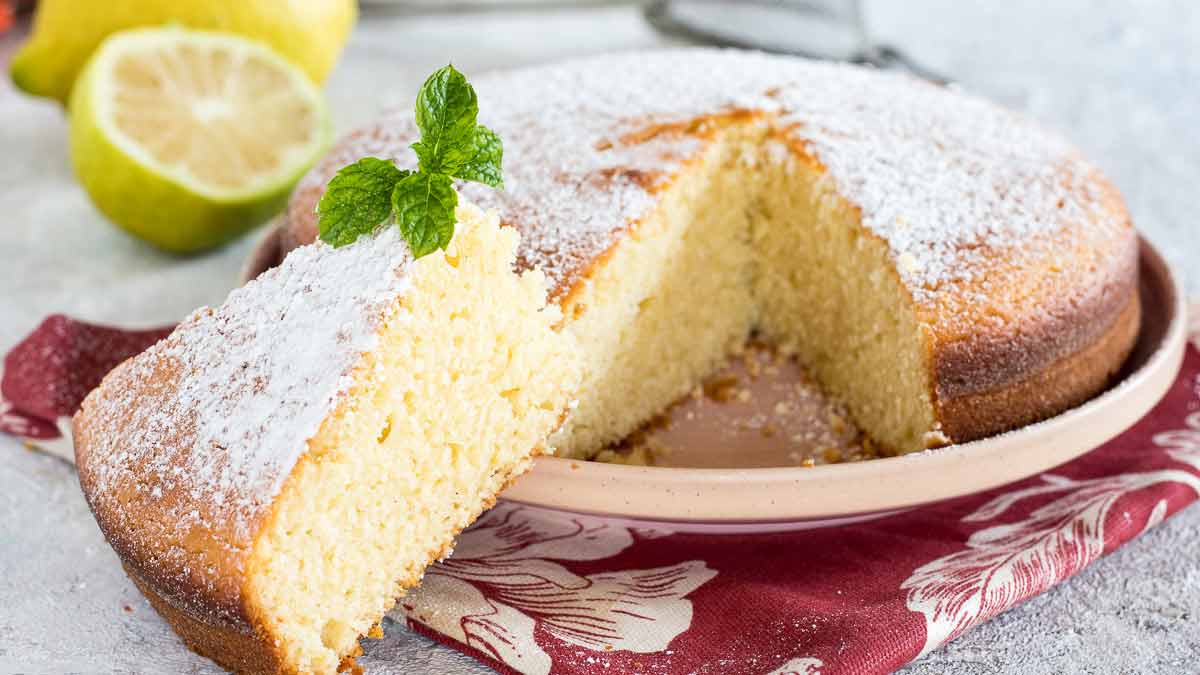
[73,203,580,674]
[280,49,1140,458]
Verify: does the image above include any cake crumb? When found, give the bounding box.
[702,376,739,402]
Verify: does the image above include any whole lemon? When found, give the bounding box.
[11,0,356,105]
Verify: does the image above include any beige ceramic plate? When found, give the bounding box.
[246,232,1186,529]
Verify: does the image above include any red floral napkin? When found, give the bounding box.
[3,309,1199,675]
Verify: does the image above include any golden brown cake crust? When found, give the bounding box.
[112,453,542,675]
[935,287,1140,442]
[915,168,1141,442]
[74,226,422,673]
[126,566,286,675]
[75,350,257,629]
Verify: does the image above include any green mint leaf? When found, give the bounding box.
[318,65,504,252]
[412,65,478,175]
[391,172,458,258]
[317,158,409,247]
[453,125,504,188]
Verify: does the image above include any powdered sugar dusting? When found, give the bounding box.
[775,67,1120,300]
[290,48,1126,306]
[79,226,413,557]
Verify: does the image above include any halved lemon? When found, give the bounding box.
[69,28,330,253]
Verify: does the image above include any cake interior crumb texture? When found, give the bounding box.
[553,123,937,457]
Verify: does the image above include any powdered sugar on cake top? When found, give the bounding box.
[80,226,414,555]
[290,48,1127,305]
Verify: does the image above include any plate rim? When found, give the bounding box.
[501,236,1188,523]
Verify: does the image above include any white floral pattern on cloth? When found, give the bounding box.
[764,657,824,674]
[395,504,717,675]
[1154,410,1200,473]
[903,411,1200,657]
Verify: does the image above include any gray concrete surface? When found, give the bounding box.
[0,1,1196,673]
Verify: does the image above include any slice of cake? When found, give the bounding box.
[74,202,580,674]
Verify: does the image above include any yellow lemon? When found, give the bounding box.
[12,0,355,105]
[69,28,330,253]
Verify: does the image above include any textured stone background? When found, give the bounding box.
[0,1,1196,672]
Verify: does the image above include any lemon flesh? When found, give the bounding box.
[69,28,330,253]
[11,0,355,105]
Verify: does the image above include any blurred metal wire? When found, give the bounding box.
[643,0,951,84]
[358,0,950,84]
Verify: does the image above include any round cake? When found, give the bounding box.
[281,48,1141,457]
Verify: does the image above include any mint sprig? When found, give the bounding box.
[316,65,502,256]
